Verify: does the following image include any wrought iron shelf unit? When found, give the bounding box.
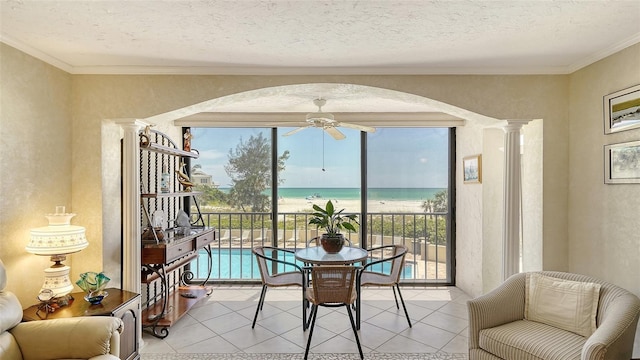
[141,191,202,198]
[138,128,213,339]
[140,134,200,159]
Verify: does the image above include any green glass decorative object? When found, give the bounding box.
[76,272,110,304]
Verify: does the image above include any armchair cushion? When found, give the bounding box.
[0,278,25,359]
[10,316,123,360]
[525,273,600,337]
[480,320,585,360]
[0,292,22,333]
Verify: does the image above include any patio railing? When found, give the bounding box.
[189,211,451,284]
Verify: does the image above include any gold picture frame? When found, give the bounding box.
[463,154,482,184]
[604,84,640,134]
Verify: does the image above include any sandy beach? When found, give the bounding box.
[277,197,425,213]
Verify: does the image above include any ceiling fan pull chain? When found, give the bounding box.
[322,130,326,171]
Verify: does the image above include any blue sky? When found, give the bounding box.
[191,127,448,188]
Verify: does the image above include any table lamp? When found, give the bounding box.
[26,206,88,298]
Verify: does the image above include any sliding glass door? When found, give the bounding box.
[189,126,453,284]
[366,128,451,282]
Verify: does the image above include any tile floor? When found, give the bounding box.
[140,285,471,356]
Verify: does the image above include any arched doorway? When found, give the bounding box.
[114,82,541,301]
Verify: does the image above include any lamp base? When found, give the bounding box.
[42,263,74,298]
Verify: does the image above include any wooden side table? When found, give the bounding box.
[23,288,141,360]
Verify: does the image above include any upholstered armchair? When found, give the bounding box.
[468,271,640,360]
[0,260,123,360]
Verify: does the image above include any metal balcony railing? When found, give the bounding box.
[189,211,451,284]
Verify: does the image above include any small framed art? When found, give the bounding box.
[604,140,640,184]
[604,84,640,134]
[463,154,482,184]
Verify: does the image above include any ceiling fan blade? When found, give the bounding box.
[336,121,376,133]
[267,121,305,126]
[324,127,346,140]
[282,126,311,136]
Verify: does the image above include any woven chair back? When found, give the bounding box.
[310,265,357,305]
[388,245,408,282]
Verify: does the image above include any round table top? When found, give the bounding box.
[295,246,368,265]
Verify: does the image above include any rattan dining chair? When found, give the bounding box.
[252,246,308,330]
[304,265,363,360]
[356,244,411,330]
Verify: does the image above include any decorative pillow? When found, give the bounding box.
[525,273,601,337]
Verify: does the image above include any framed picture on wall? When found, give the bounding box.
[604,84,640,134]
[604,140,640,184]
[463,154,482,184]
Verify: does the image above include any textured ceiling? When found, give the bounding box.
[1,0,639,75]
[1,0,639,120]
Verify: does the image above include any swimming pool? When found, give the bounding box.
[191,248,415,280]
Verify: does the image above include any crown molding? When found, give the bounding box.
[0,35,73,73]
[567,33,640,73]
[66,65,572,75]
[0,36,568,76]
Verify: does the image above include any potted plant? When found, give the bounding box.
[308,200,358,253]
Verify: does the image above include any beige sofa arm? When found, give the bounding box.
[10,316,123,360]
[467,273,526,350]
[581,294,640,360]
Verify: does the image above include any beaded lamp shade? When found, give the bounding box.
[26,206,88,297]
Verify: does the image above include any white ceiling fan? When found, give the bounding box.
[282,98,376,140]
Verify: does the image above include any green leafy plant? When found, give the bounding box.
[309,200,358,237]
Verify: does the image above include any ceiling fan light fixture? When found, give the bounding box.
[306,111,334,122]
[282,97,374,140]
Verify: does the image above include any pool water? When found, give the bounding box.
[192,248,415,280]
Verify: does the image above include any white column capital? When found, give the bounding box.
[502,119,531,132]
[114,118,151,130]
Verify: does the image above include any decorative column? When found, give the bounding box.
[502,120,530,281]
[115,119,149,293]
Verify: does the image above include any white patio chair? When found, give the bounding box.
[287,229,302,243]
[237,230,252,243]
[254,228,270,242]
[219,229,232,242]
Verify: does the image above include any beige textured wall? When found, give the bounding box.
[568,44,640,295]
[455,121,487,296]
[522,120,544,273]
[481,128,505,294]
[0,43,74,301]
[569,45,640,356]
[1,42,572,304]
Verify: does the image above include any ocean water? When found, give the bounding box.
[219,187,445,201]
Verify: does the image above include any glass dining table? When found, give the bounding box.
[294,245,368,265]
